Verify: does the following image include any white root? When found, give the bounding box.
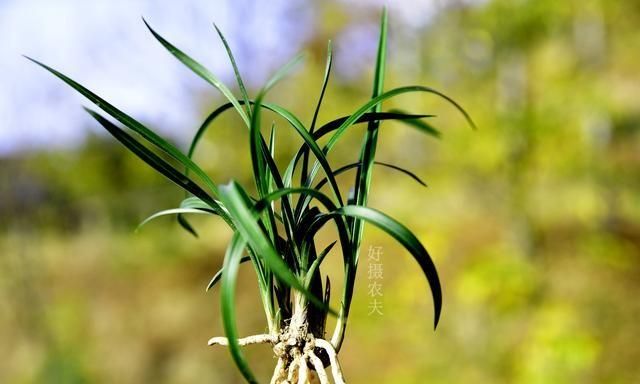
[297,354,309,384]
[207,333,275,346]
[308,351,329,384]
[288,354,300,382]
[207,330,345,383]
[270,357,286,384]
[315,339,346,384]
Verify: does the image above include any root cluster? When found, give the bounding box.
[208,325,345,384]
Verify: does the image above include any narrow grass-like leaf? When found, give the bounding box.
[142,19,250,127]
[213,23,251,118]
[137,208,215,230]
[82,108,233,227]
[349,6,388,241]
[256,187,352,274]
[304,241,337,288]
[373,161,427,187]
[291,112,433,216]
[248,73,299,249]
[312,112,433,139]
[326,205,442,329]
[248,93,289,264]
[25,56,223,201]
[305,85,476,190]
[206,256,251,292]
[218,181,336,315]
[181,196,227,211]
[325,86,474,152]
[388,108,441,138]
[147,196,229,236]
[187,103,232,160]
[177,214,199,237]
[351,9,394,302]
[178,95,347,206]
[220,233,258,383]
[249,94,267,197]
[266,123,276,193]
[263,53,304,93]
[185,98,426,170]
[314,161,427,191]
[302,41,333,186]
[263,104,344,206]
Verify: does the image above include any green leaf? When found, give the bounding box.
[302,40,333,186]
[248,93,289,257]
[138,196,228,232]
[218,181,336,315]
[309,41,332,134]
[353,6,390,248]
[312,112,433,139]
[82,108,233,228]
[185,98,429,180]
[142,18,250,127]
[263,53,305,93]
[249,94,267,197]
[180,96,346,207]
[25,56,222,200]
[177,214,199,237]
[374,161,427,187]
[220,233,258,383]
[303,85,475,191]
[388,108,441,138]
[181,196,227,211]
[266,123,276,194]
[249,69,301,247]
[314,161,427,190]
[187,102,233,160]
[327,205,442,329]
[206,256,251,291]
[256,187,352,269]
[291,112,433,218]
[303,241,337,289]
[263,104,344,207]
[213,23,251,119]
[328,86,474,153]
[137,207,215,230]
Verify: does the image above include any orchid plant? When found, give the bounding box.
[29,9,473,383]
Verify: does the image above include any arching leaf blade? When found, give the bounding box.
[314,161,427,191]
[137,208,215,231]
[25,56,222,198]
[207,256,251,292]
[82,108,233,228]
[331,205,442,329]
[302,40,333,186]
[304,241,337,289]
[142,18,250,127]
[388,108,441,138]
[218,181,337,316]
[213,23,251,118]
[220,233,258,383]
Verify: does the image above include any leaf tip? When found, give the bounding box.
[213,22,222,35]
[23,55,47,70]
[141,16,159,38]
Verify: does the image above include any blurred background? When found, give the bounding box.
[1,0,639,382]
